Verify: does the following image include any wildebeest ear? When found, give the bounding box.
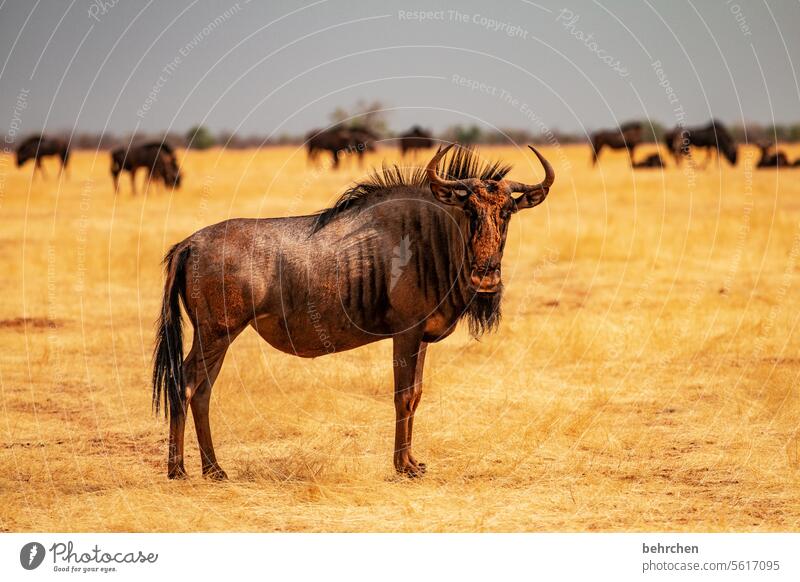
[426,144,472,205]
[511,188,548,210]
[430,183,471,206]
[505,146,555,211]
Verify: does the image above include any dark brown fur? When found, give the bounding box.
[152,146,554,480]
[111,142,181,194]
[306,127,377,168]
[16,135,69,177]
[398,126,434,155]
[756,143,790,168]
[664,120,738,167]
[632,153,665,169]
[590,122,643,166]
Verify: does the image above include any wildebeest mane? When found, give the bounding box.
[141,141,175,154]
[619,121,642,132]
[17,135,44,151]
[311,146,512,233]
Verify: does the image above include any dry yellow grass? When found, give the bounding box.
[1,144,799,532]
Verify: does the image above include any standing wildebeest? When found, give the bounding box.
[111,142,181,194]
[153,145,555,480]
[16,135,70,177]
[632,153,665,169]
[756,142,790,168]
[664,120,738,167]
[398,126,434,156]
[306,127,376,168]
[590,121,643,166]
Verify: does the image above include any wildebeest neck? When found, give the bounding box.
[310,184,500,338]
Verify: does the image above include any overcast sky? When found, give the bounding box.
[1,0,799,140]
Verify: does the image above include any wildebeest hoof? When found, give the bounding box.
[167,465,188,480]
[396,462,426,478]
[203,467,228,481]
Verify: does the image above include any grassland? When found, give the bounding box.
[1,144,798,532]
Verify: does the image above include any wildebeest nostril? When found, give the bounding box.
[470,267,501,291]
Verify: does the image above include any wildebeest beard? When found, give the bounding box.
[464,285,503,338]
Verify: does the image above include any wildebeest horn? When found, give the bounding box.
[506,146,555,209]
[426,144,477,205]
[425,144,458,186]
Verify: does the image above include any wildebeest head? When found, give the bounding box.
[722,140,738,165]
[157,152,182,188]
[16,144,34,167]
[426,145,554,294]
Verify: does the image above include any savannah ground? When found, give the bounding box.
[1,144,799,532]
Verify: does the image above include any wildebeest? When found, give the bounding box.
[590,121,643,166]
[756,142,790,168]
[16,135,70,177]
[152,145,555,480]
[398,126,434,156]
[632,153,665,169]
[306,127,376,168]
[664,120,738,167]
[111,142,181,194]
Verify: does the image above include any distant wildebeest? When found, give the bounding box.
[153,145,555,480]
[111,142,181,194]
[664,120,738,167]
[398,126,434,156]
[16,135,70,177]
[756,143,790,168]
[306,127,377,168]
[590,121,643,166]
[632,153,665,169]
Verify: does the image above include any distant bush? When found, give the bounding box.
[186,125,215,150]
[329,100,389,136]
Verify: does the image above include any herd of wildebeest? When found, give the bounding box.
[12,120,800,195]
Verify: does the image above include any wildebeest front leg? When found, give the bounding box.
[701,147,712,169]
[406,342,427,472]
[393,331,425,477]
[36,158,47,179]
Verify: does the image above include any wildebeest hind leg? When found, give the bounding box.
[590,143,600,166]
[168,408,188,479]
[185,330,242,480]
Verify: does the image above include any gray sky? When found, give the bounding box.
[1,0,799,140]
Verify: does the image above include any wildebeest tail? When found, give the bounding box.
[152,242,190,420]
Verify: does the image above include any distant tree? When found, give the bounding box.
[767,123,800,142]
[328,100,389,136]
[186,125,215,150]
[329,107,350,125]
[459,125,485,145]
